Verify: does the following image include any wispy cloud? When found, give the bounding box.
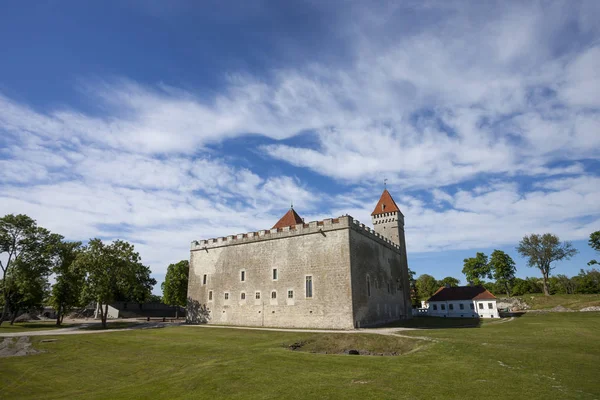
[1,0,599,287]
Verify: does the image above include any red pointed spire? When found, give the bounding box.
[272,208,304,229]
[371,189,401,216]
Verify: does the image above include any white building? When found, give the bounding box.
[427,286,499,319]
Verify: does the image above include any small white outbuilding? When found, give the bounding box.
[427,286,499,318]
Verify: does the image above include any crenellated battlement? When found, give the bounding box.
[191,215,401,252]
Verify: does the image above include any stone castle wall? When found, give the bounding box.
[187,215,410,329]
[349,228,411,327]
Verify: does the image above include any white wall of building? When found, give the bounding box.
[428,300,498,318]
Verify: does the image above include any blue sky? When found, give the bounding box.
[1,1,599,293]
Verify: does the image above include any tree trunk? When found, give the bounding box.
[56,306,62,326]
[542,271,550,296]
[175,307,178,319]
[0,302,9,327]
[102,303,108,328]
[10,309,19,325]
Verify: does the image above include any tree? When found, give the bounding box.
[1,261,49,324]
[588,231,600,266]
[408,269,419,307]
[161,260,189,318]
[488,250,516,296]
[573,268,600,294]
[49,240,84,326]
[462,252,491,285]
[550,274,578,295]
[0,214,55,326]
[438,276,460,287]
[415,274,439,300]
[516,233,578,296]
[75,239,156,328]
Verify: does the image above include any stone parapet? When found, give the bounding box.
[191,215,401,254]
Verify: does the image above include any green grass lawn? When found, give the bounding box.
[515,294,600,310]
[1,313,599,399]
[0,322,73,333]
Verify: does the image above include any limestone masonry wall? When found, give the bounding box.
[187,215,408,329]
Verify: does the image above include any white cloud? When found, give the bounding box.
[1,0,599,291]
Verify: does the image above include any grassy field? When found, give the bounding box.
[1,313,599,399]
[515,294,600,310]
[0,322,73,333]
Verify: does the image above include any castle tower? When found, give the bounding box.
[371,189,406,251]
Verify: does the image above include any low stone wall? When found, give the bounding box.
[496,297,530,311]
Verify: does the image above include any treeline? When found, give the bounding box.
[0,214,156,328]
[411,230,600,302]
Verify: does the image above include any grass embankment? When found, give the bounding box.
[515,294,600,310]
[1,313,599,399]
[287,333,422,356]
[0,322,72,333]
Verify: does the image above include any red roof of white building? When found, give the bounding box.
[427,286,497,302]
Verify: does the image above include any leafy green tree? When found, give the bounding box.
[438,276,460,287]
[161,260,189,318]
[416,274,440,300]
[0,214,55,326]
[549,274,577,295]
[407,269,419,307]
[2,260,50,324]
[488,250,516,296]
[573,269,600,294]
[462,252,491,285]
[49,240,84,326]
[75,239,156,328]
[516,233,578,296]
[588,231,600,266]
[510,277,543,296]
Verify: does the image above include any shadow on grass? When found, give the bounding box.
[380,316,483,329]
[0,322,72,331]
[80,322,139,331]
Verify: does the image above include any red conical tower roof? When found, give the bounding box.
[371,189,401,216]
[272,208,304,229]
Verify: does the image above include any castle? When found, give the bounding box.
[186,189,411,329]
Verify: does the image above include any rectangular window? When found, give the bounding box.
[306,276,313,298]
[288,290,294,299]
[478,303,484,310]
[459,304,464,310]
[241,292,246,300]
[224,292,229,300]
[433,304,438,310]
[272,268,278,280]
[387,282,390,293]
[449,304,454,310]
[271,291,277,299]
[441,304,446,310]
[255,292,261,300]
[208,291,213,301]
[488,302,493,309]
[203,274,207,285]
[241,270,245,282]
[470,303,474,310]
[366,276,371,297]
